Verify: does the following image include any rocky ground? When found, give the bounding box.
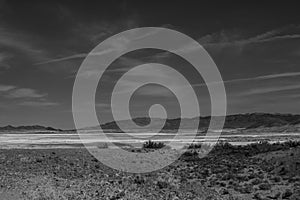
[0,142,299,200]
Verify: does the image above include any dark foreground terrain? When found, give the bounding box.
[0,141,300,200]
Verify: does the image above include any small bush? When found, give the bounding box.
[285,140,300,148]
[210,141,235,153]
[142,140,165,149]
[133,175,145,185]
[188,143,202,149]
[182,150,198,157]
[180,150,201,162]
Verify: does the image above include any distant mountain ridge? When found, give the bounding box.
[100,113,300,133]
[1,113,300,133]
[0,125,62,132]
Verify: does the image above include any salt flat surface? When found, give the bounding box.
[0,130,300,149]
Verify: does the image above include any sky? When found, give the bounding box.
[0,0,300,129]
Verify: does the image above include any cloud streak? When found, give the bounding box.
[17,101,59,107]
[0,85,16,92]
[0,85,58,107]
[34,53,88,65]
[240,84,300,96]
[191,71,300,89]
[0,28,46,60]
[223,71,300,84]
[4,88,47,99]
[135,85,174,97]
[33,25,300,67]
[0,53,12,70]
[199,25,300,46]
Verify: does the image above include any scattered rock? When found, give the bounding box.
[267,192,281,199]
[253,192,264,200]
[258,182,271,190]
[251,178,262,185]
[282,189,293,199]
[219,188,229,195]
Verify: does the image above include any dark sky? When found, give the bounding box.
[0,0,300,129]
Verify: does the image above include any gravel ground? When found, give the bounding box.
[0,143,299,200]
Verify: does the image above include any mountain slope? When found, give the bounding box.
[1,113,300,133]
[0,125,62,132]
[100,113,300,132]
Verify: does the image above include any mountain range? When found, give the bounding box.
[0,125,62,132]
[99,113,300,133]
[1,113,300,133]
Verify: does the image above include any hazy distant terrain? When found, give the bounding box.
[1,113,300,134]
[0,113,300,150]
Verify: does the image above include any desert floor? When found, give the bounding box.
[0,142,299,200]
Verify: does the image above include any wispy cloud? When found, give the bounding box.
[199,25,300,46]
[0,85,16,92]
[4,88,47,99]
[240,84,300,96]
[288,94,300,99]
[35,47,120,66]
[135,85,174,97]
[194,71,300,87]
[223,71,300,84]
[0,85,58,107]
[141,25,300,60]
[37,25,300,67]
[34,26,170,66]
[17,101,59,107]
[34,53,88,65]
[0,28,46,60]
[0,53,12,70]
[34,48,120,66]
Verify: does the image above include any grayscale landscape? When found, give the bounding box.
[1,113,300,199]
[0,0,300,199]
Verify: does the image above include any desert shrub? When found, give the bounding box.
[246,140,300,155]
[180,150,201,162]
[248,140,276,153]
[188,143,213,155]
[189,140,300,157]
[142,140,165,149]
[182,150,198,157]
[156,180,168,189]
[284,140,300,148]
[218,141,234,149]
[210,141,235,154]
[188,143,202,149]
[133,175,145,185]
[185,140,300,158]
